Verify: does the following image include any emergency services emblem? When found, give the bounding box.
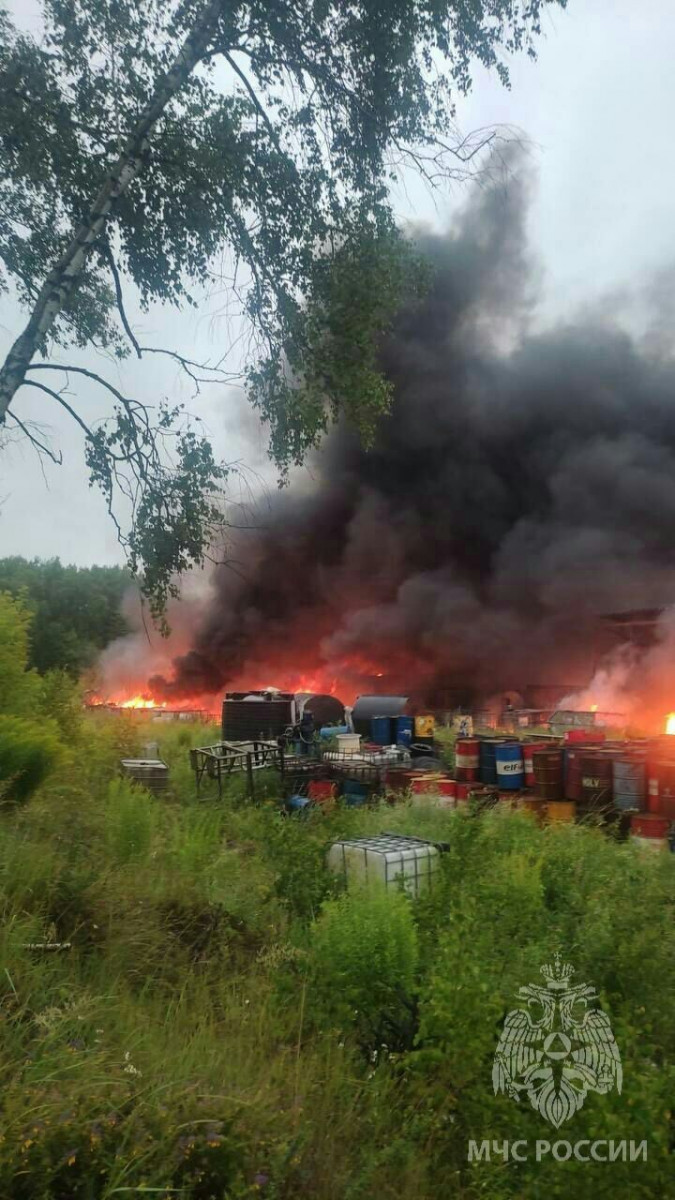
[493,955,622,1128]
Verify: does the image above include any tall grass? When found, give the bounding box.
[0,712,672,1197]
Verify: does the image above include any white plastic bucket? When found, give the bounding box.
[336,732,361,755]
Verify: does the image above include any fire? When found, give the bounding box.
[590,704,598,712]
[665,713,675,735]
[118,695,166,710]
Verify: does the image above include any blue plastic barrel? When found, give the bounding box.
[395,716,413,747]
[495,742,524,790]
[371,716,392,745]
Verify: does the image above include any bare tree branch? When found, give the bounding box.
[101,239,141,358]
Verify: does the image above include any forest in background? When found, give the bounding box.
[0,557,129,676]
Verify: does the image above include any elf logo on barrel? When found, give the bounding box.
[493,955,622,1128]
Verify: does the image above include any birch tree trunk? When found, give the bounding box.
[0,0,224,423]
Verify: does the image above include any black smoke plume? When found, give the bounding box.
[150,171,675,710]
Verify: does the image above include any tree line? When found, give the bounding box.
[0,557,130,675]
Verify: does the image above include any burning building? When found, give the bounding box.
[95,166,675,734]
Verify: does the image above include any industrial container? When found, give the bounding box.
[327,833,442,897]
[370,716,392,746]
[579,752,613,814]
[630,812,670,851]
[546,800,576,823]
[646,760,675,819]
[455,737,479,781]
[395,716,413,747]
[479,738,502,785]
[523,741,550,788]
[222,691,294,741]
[294,692,345,728]
[414,715,435,738]
[336,732,361,754]
[341,779,369,806]
[120,759,169,793]
[612,756,646,812]
[533,749,564,802]
[563,746,585,801]
[352,696,409,738]
[468,785,499,812]
[308,780,337,804]
[410,774,444,794]
[495,743,524,790]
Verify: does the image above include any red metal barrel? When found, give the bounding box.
[523,741,549,788]
[564,746,585,801]
[437,778,457,797]
[455,738,480,781]
[630,813,670,840]
[533,749,564,802]
[456,781,471,802]
[645,760,675,819]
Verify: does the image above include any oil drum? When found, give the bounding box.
[455,737,480,781]
[612,756,646,812]
[579,751,613,814]
[523,741,549,788]
[546,800,576,823]
[532,748,564,802]
[563,746,586,801]
[647,760,675,820]
[495,742,524,791]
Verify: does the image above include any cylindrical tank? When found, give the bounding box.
[533,749,564,802]
[564,745,586,802]
[647,760,675,820]
[395,716,413,747]
[495,742,524,790]
[579,751,613,813]
[295,692,345,729]
[523,741,550,788]
[612,756,646,812]
[456,737,479,781]
[479,738,505,785]
[630,812,670,849]
[370,715,392,746]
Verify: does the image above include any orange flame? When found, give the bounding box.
[590,704,598,712]
[117,695,166,710]
[665,713,675,735]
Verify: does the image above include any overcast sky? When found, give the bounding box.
[2,0,674,567]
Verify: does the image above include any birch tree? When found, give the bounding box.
[0,0,566,621]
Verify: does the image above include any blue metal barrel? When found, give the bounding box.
[612,756,646,811]
[479,738,502,785]
[495,742,524,790]
[395,716,413,747]
[371,716,393,745]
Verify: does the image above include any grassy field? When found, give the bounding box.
[1,713,674,1199]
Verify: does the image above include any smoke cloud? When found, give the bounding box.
[144,167,675,716]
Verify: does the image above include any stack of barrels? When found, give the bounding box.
[451,731,675,848]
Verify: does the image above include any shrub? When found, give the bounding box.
[0,715,63,806]
[310,884,419,1052]
[103,777,159,864]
